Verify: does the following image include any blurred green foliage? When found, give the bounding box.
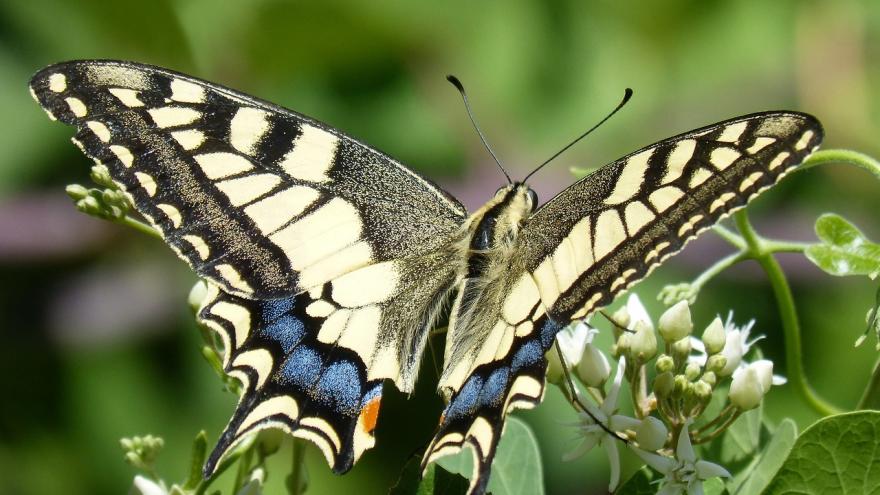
[1,1,879,494]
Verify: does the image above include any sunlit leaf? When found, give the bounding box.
[764,411,880,494]
[805,214,880,279]
[729,419,797,495]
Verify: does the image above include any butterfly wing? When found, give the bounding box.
[423,112,823,493]
[29,60,467,473]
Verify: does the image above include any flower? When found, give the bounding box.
[701,317,726,355]
[564,355,639,491]
[659,300,693,342]
[629,320,658,362]
[635,416,668,451]
[546,321,592,383]
[631,421,731,495]
[131,476,168,495]
[625,293,654,330]
[729,359,779,410]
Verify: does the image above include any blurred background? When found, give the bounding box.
[1,0,879,494]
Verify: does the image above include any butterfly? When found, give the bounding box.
[29,60,822,494]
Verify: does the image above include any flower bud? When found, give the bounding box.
[635,416,668,451]
[577,344,611,387]
[693,380,713,401]
[718,329,744,376]
[684,362,701,381]
[611,304,631,330]
[671,337,691,359]
[673,374,689,395]
[65,183,89,200]
[655,354,675,373]
[705,354,727,374]
[629,321,657,362]
[653,371,674,399]
[701,371,717,387]
[729,365,765,410]
[702,317,726,355]
[658,300,693,342]
[545,348,564,385]
[188,280,209,313]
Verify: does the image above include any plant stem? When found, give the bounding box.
[733,210,841,416]
[693,409,742,444]
[857,356,880,410]
[801,149,880,180]
[119,215,162,239]
[691,251,748,293]
[288,439,306,495]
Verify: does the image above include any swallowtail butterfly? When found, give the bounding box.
[29,60,822,494]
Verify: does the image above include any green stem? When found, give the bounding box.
[857,356,880,410]
[691,251,749,293]
[712,224,747,250]
[288,439,306,495]
[801,149,880,180]
[734,210,841,416]
[119,215,162,239]
[693,409,742,444]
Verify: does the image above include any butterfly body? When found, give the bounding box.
[29,60,823,494]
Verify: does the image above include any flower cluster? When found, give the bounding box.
[551,294,782,493]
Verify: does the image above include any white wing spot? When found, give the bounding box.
[689,167,713,188]
[648,186,684,213]
[769,151,790,170]
[593,209,626,261]
[148,107,201,128]
[244,185,320,234]
[215,263,254,294]
[279,125,340,183]
[216,174,282,206]
[157,204,182,227]
[171,129,206,150]
[65,97,88,117]
[747,137,776,154]
[624,200,655,234]
[306,300,336,318]
[108,88,144,107]
[181,235,210,260]
[709,147,741,170]
[605,149,652,204]
[230,107,270,155]
[331,262,399,307]
[718,121,747,142]
[795,130,814,150]
[135,172,157,196]
[739,171,765,192]
[109,145,134,167]
[48,73,67,92]
[661,139,696,184]
[194,152,254,179]
[170,78,206,103]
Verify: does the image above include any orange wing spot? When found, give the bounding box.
[360,396,382,433]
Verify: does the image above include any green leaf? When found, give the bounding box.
[728,419,797,495]
[436,417,544,495]
[764,411,880,494]
[805,214,880,279]
[390,456,472,495]
[719,401,763,466]
[615,468,656,495]
[703,477,728,495]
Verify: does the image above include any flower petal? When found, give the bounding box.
[629,445,675,473]
[676,421,696,463]
[133,476,168,495]
[604,437,622,491]
[603,356,627,415]
[562,433,600,461]
[695,460,732,479]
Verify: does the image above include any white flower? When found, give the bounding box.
[131,476,168,495]
[701,317,726,355]
[235,467,265,495]
[729,359,780,410]
[564,355,639,492]
[626,293,654,331]
[546,321,592,383]
[635,416,668,451]
[631,421,731,495]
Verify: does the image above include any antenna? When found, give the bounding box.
[524,88,633,182]
[447,75,512,184]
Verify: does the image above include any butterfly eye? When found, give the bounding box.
[527,188,539,211]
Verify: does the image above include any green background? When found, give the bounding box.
[1,0,879,494]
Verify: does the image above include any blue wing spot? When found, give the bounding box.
[511,340,542,371]
[481,367,510,408]
[360,382,383,407]
[316,360,362,416]
[260,313,305,353]
[540,318,563,349]
[444,375,483,422]
[262,297,296,322]
[278,345,322,389]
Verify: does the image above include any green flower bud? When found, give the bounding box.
[188,280,209,314]
[65,184,89,200]
[653,371,674,399]
[629,320,657,362]
[701,371,717,387]
[545,347,565,385]
[693,380,712,401]
[658,300,693,342]
[611,304,631,330]
[673,374,689,396]
[672,337,692,359]
[655,354,675,373]
[635,416,668,451]
[702,317,726,355]
[684,362,701,381]
[706,354,727,374]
